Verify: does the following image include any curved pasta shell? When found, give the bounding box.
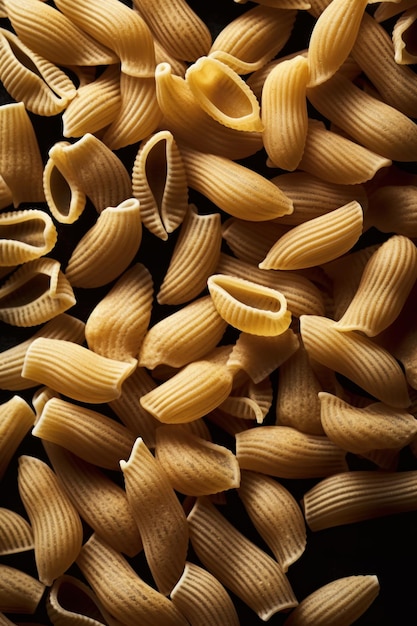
[307,0,368,86]
[222,218,290,266]
[86,263,153,361]
[0,209,57,266]
[5,0,118,66]
[17,455,83,587]
[336,235,417,336]
[120,438,189,595]
[373,0,416,22]
[0,395,35,480]
[208,273,292,336]
[236,425,348,478]
[185,56,262,132]
[319,392,417,454]
[238,471,306,572]
[283,575,380,626]
[366,185,417,237]
[132,130,188,241]
[22,338,136,404]
[155,62,263,160]
[33,397,135,470]
[393,7,417,64]
[0,28,76,116]
[0,102,44,206]
[300,315,410,408]
[259,201,363,270]
[220,375,273,424]
[155,425,240,495]
[0,565,45,614]
[262,55,309,170]
[171,562,239,626]
[0,508,33,555]
[158,206,222,305]
[188,497,297,620]
[65,198,142,288]
[0,258,75,327]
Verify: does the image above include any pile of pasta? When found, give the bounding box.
[1,0,417,623]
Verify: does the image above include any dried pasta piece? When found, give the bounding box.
[5,0,118,66]
[209,6,297,74]
[0,28,76,116]
[85,263,153,361]
[307,0,368,87]
[283,575,380,626]
[374,0,417,22]
[259,201,363,270]
[220,375,273,424]
[298,120,391,185]
[236,425,347,478]
[0,102,44,206]
[33,397,135,470]
[393,7,417,64]
[302,470,417,530]
[44,133,132,224]
[139,295,227,370]
[238,471,306,572]
[188,497,297,620]
[55,0,155,78]
[65,198,142,288]
[0,209,57,266]
[0,565,45,614]
[0,314,85,391]
[155,425,240,495]
[120,438,188,595]
[171,561,239,626]
[45,443,142,557]
[319,392,417,454]
[76,533,188,626]
[336,235,417,336]
[0,175,12,210]
[208,274,292,336]
[300,315,410,407]
[0,508,33,555]
[157,206,222,305]
[262,55,309,170]
[366,185,417,237]
[18,455,83,587]
[22,338,136,404]
[222,218,290,266]
[185,56,262,132]
[132,130,188,241]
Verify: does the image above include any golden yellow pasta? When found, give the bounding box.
[0,507,33,555]
[0,208,57,266]
[222,218,290,266]
[220,374,273,423]
[0,565,45,614]
[393,7,417,64]
[374,0,416,22]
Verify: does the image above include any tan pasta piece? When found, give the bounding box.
[307,0,368,87]
[366,185,417,237]
[0,258,75,327]
[222,218,290,266]
[220,375,273,424]
[45,443,142,557]
[0,565,45,614]
[319,392,417,454]
[155,425,240,495]
[259,201,363,270]
[0,209,57,266]
[155,62,263,159]
[0,314,85,391]
[22,338,136,404]
[0,28,76,116]
[170,561,239,626]
[85,264,153,361]
[238,470,306,572]
[393,7,417,64]
[374,0,417,22]
[5,0,118,66]
[18,455,83,587]
[132,130,188,241]
[138,295,228,370]
[336,235,417,336]
[65,198,142,288]
[188,497,297,620]
[262,55,309,170]
[208,273,292,336]
[0,175,12,210]
[0,102,44,206]
[76,533,188,626]
[209,6,297,74]
[302,470,417,531]
[236,425,347,478]
[0,508,33,555]
[283,575,380,626]
[120,438,188,595]
[44,133,132,224]
[157,206,222,305]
